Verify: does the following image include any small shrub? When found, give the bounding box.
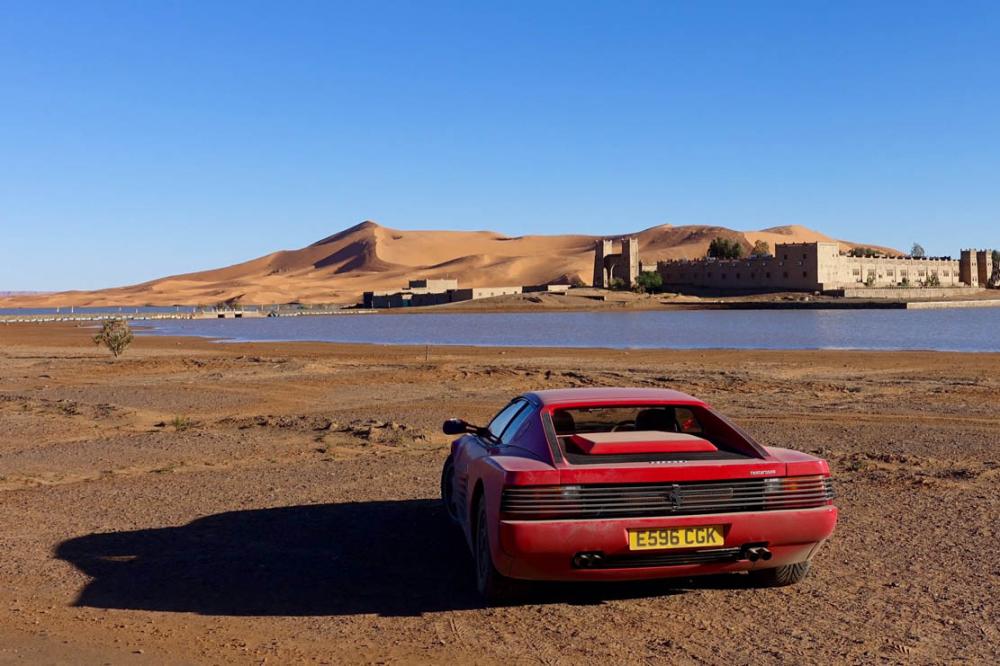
[864,273,876,287]
[751,240,771,257]
[634,271,663,294]
[609,277,627,291]
[707,237,743,259]
[93,319,134,358]
[911,243,926,258]
[926,274,941,287]
[170,416,195,431]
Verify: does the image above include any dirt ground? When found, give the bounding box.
[0,323,997,665]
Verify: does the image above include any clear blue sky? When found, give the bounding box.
[2,1,998,291]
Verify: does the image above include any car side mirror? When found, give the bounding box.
[443,418,473,435]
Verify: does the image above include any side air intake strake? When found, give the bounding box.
[501,476,834,520]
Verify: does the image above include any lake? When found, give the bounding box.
[139,309,1000,352]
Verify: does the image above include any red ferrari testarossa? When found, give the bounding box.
[440,388,837,601]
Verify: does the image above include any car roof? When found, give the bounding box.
[523,387,704,407]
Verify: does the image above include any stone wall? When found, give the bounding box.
[830,287,985,299]
[658,241,965,293]
[408,279,459,291]
[823,254,960,289]
[656,242,829,292]
[450,286,523,301]
[366,285,523,308]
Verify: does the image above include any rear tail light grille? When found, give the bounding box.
[502,476,834,520]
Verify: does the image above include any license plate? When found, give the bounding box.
[628,525,724,551]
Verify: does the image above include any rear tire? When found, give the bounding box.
[474,497,516,604]
[749,561,811,587]
[440,457,459,524]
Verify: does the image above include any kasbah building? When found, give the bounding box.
[595,237,999,296]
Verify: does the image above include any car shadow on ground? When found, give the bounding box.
[55,499,754,617]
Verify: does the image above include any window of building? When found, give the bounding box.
[783,271,789,279]
[783,254,788,260]
[736,273,741,279]
[886,269,895,277]
[802,271,808,278]
[943,270,950,277]
[852,268,861,276]
[918,270,926,277]
[766,272,771,279]
[900,270,908,277]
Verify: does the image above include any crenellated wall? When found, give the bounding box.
[657,242,970,293]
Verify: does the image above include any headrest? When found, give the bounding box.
[634,408,677,432]
[551,410,575,435]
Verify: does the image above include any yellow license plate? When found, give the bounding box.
[628,525,725,551]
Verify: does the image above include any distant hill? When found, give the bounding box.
[0,221,899,306]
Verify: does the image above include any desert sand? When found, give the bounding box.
[0,222,897,308]
[0,323,996,664]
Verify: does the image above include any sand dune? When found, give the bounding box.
[2,221,898,307]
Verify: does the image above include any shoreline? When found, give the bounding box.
[5,287,1000,319]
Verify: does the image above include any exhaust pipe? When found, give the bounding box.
[573,552,604,568]
[741,544,771,562]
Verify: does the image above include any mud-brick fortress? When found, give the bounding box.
[587,238,998,293]
[652,242,998,293]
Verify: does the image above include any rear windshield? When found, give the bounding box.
[550,404,757,463]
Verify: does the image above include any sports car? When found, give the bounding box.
[440,388,837,601]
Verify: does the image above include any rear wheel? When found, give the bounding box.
[749,561,811,587]
[474,497,516,603]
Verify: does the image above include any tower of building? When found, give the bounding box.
[592,237,640,288]
[959,250,979,287]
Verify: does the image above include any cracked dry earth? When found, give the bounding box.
[0,323,997,665]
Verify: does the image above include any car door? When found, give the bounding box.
[451,400,529,528]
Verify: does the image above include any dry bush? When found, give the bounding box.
[93,319,134,358]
